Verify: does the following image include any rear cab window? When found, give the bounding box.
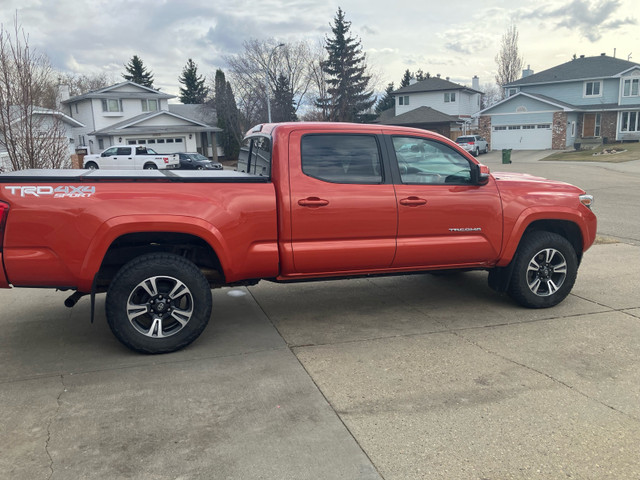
[300,134,383,184]
[238,135,272,177]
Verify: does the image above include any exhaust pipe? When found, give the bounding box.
[64,291,85,308]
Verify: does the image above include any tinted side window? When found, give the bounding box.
[116,147,131,156]
[301,134,382,184]
[392,137,472,185]
[103,147,118,156]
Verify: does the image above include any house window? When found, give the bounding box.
[623,78,640,97]
[621,111,639,132]
[537,124,551,129]
[508,88,517,97]
[584,81,602,97]
[141,99,159,112]
[98,139,104,150]
[398,96,409,106]
[444,92,456,103]
[101,99,122,112]
[493,126,507,131]
[508,125,521,130]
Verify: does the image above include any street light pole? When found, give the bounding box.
[266,43,284,123]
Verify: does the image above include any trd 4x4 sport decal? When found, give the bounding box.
[4,185,96,198]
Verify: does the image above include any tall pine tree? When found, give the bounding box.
[178,58,209,103]
[318,8,374,122]
[272,74,297,122]
[375,82,395,114]
[122,55,154,88]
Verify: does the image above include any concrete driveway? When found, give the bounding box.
[2,153,640,479]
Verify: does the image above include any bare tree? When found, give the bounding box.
[0,17,69,170]
[303,40,330,121]
[481,82,503,109]
[224,38,316,127]
[495,25,524,95]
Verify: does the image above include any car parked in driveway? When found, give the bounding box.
[455,135,489,156]
[176,153,223,170]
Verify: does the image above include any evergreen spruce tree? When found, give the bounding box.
[122,55,154,88]
[178,58,209,103]
[375,82,395,114]
[400,69,412,88]
[318,7,375,122]
[272,74,297,122]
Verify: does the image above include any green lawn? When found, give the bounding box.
[543,141,640,162]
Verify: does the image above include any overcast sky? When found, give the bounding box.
[1,0,638,100]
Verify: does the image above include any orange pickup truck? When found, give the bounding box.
[0,123,597,353]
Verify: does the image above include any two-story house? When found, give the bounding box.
[377,75,483,140]
[478,54,640,150]
[60,81,221,158]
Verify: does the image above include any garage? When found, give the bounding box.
[491,124,552,150]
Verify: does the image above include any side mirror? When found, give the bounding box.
[473,163,491,185]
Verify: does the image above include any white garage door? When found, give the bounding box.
[127,137,187,154]
[492,124,552,150]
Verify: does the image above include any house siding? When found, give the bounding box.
[520,78,619,106]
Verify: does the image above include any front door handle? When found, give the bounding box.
[298,197,329,208]
[399,196,427,206]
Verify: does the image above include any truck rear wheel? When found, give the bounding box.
[508,231,578,308]
[143,163,158,170]
[106,253,212,354]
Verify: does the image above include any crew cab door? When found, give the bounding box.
[388,135,503,267]
[110,147,134,169]
[288,132,398,274]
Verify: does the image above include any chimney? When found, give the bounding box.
[601,52,606,56]
[472,75,480,91]
[56,84,70,110]
[522,65,534,78]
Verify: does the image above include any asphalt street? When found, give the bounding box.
[1,152,639,479]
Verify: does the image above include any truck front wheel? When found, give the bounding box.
[508,231,578,308]
[106,253,212,354]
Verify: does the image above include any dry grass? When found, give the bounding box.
[543,141,640,162]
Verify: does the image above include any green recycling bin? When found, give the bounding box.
[502,149,512,164]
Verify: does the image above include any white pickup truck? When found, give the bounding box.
[83,145,180,170]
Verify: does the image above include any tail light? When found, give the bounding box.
[0,201,9,251]
[468,141,475,145]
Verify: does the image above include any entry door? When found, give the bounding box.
[583,114,601,137]
[288,132,398,274]
[389,136,503,268]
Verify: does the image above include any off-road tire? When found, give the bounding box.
[508,231,578,308]
[106,253,212,354]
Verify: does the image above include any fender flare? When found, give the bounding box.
[497,207,587,267]
[77,214,229,292]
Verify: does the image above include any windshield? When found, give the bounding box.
[455,137,474,143]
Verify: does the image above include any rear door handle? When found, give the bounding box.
[298,197,329,207]
[399,196,427,206]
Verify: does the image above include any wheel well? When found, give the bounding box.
[523,220,583,262]
[96,232,224,290]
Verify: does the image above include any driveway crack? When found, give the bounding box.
[45,375,66,480]
[454,331,640,423]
